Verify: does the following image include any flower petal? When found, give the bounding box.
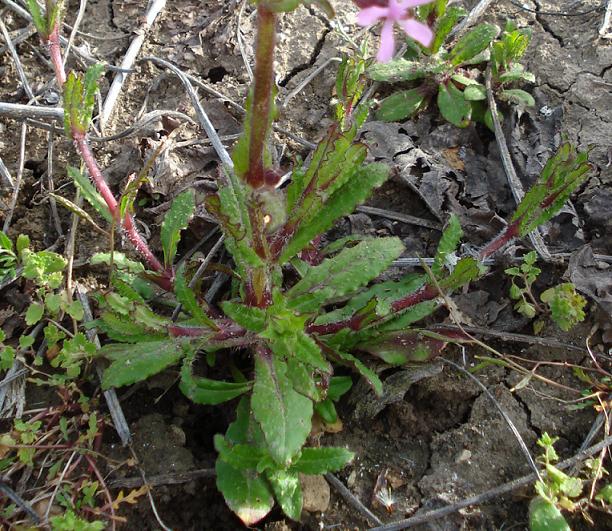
[356,6,388,26]
[376,19,396,63]
[398,19,434,47]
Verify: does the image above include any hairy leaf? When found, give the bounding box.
[291,447,354,474]
[437,82,471,127]
[333,349,382,396]
[529,497,570,531]
[266,469,302,521]
[447,23,500,66]
[100,339,183,388]
[252,351,312,466]
[432,5,467,52]
[376,87,427,122]
[220,300,266,333]
[499,88,535,107]
[160,190,195,268]
[287,237,404,313]
[174,266,217,328]
[180,359,251,405]
[432,214,462,277]
[368,59,446,83]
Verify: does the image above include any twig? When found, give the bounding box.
[84,454,117,531]
[484,67,552,261]
[141,56,234,168]
[0,23,36,55]
[449,0,495,40]
[0,16,34,100]
[0,155,15,189]
[282,56,342,108]
[369,434,612,531]
[46,130,63,237]
[64,190,81,295]
[0,479,41,524]
[100,0,167,130]
[429,323,586,353]
[171,235,225,321]
[0,101,63,121]
[91,110,195,142]
[442,357,541,478]
[43,450,77,522]
[237,0,253,81]
[76,284,131,446]
[108,467,216,489]
[325,473,384,527]
[62,0,87,67]
[356,205,442,231]
[2,123,27,232]
[601,0,612,38]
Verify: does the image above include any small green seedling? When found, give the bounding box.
[506,251,541,319]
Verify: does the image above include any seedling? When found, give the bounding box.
[368,1,535,126]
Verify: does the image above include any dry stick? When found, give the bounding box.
[600,0,612,38]
[356,205,443,231]
[0,16,34,100]
[76,284,131,446]
[91,110,196,142]
[449,0,496,39]
[0,479,41,525]
[108,467,216,489]
[325,473,384,527]
[442,357,542,478]
[237,0,254,81]
[485,67,552,261]
[141,56,234,168]
[0,155,15,188]
[0,23,36,55]
[0,101,63,120]
[100,0,166,131]
[171,235,225,321]
[282,56,342,108]
[43,450,77,523]
[2,123,27,232]
[369,434,612,531]
[62,0,87,68]
[46,130,63,237]
[64,190,81,296]
[429,323,587,353]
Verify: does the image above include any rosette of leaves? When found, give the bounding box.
[370,2,535,127]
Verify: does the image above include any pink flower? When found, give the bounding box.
[356,0,434,63]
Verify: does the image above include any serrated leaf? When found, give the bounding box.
[432,5,467,52]
[25,303,44,325]
[179,359,251,405]
[26,0,47,36]
[160,190,195,268]
[512,143,591,236]
[214,435,265,470]
[100,339,183,388]
[529,497,570,531]
[376,88,427,122]
[447,23,500,66]
[286,358,321,401]
[252,351,312,466]
[500,88,535,107]
[287,237,404,313]
[266,469,302,521]
[220,300,266,333]
[291,447,354,474]
[433,214,462,277]
[437,83,471,127]
[266,327,331,373]
[360,330,449,364]
[63,65,104,137]
[374,300,440,333]
[439,257,483,290]
[279,162,389,262]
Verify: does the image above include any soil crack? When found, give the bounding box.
[279,27,331,87]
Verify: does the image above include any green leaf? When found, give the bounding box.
[179,359,251,405]
[25,303,44,326]
[512,143,591,237]
[21,249,66,288]
[463,84,487,101]
[333,350,382,396]
[529,497,570,531]
[447,23,500,66]
[314,399,338,424]
[65,300,84,321]
[541,283,586,332]
[174,266,217,328]
[160,190,195,268]
[287,237,404,313]
[376,88,427,122]
[267,328,331,373]
[252,352,312,466]
[432,5,467,52]
[220,301,266,333]
[368,59,445,83]
[280,162,389,262]
[63,65,104,137]
[360,330,451,364]
[595,483,612,504]
[266,469,302,521]
[19,335,35,349]
[286,358,321,401]
[292,447,354,474]
[100,339,184,388]
[214,434,265,470]
[439,257,483,290]
[328,375,353,401]
[437,83,471,127]
[500,89,535,107]
[432,214,462,277]
[26,0,47,37]
[374,300,440,333]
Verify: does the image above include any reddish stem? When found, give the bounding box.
[73,134,168,280]
[47,28,66,86]
[478,220,520,260]
[246,5,276,188]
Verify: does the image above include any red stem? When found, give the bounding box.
[246,5,276,188]
[47,28,66,86]
[478,220,520,260]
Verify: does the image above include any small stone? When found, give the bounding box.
[300,474,330,513]
[347,469,357,488]
[455,449,471,463]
